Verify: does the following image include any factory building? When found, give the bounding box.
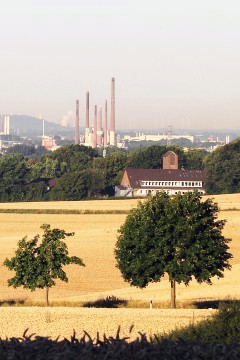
[74,77,116,148]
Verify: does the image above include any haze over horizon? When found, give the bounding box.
[1,0,239,130]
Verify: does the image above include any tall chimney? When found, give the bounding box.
[97,106,102,146]
[75,99,80,145]
[85,91,90,145]
[93,105,97,148]
[110,77,115,145]
[104,100,108,148]
[86,91,89,129]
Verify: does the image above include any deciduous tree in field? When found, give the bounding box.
[4,224,85,306]
[115,192,232,308]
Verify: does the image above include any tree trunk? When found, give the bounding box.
[46,286,49,307]
[170,279,176,309]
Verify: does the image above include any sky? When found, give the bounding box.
[0,0,240,130]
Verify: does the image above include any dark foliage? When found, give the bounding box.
[83,296,127,308]
[205,137,240,194]
[126,145,186,169]
[115,192,232,307]
[6,144,49,158]
[168,301,240,344]
[1,327,240,359]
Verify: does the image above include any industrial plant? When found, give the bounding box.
[74,77,116,148]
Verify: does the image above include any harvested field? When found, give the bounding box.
[0,307,215,341]
[0,193,238,212]
[0,193,239,340]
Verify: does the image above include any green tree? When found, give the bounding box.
[29,156,60,181]
[6,144,49,158]
[204,138,240,194]
[49,144,98,173]
[0,154,30,201]
[82,168,106,197]
[184,149,207,170]
[126,145,186,169]
[115,192,232,308]
[4,224,85,306]
[51,171,88,200]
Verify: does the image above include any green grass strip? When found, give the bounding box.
[0,209,130,215]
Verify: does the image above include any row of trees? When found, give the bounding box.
[1,137,240,201]
[0,144,207,202]
[5,192,232,308]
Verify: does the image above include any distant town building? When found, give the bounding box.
[42,136,59,151]
[123,133,194,143]
[0,115,10,135]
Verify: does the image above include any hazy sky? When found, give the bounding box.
[1,0,240,130]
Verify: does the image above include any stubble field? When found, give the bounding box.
[0,193,239,340]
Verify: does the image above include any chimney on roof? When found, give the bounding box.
[163,151,178,170]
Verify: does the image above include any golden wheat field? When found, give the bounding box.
[0,193,239,340]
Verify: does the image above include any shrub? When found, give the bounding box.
[83,296,127,308]
[167,301,240,343]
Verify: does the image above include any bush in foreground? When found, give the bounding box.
[1,328,240,360]
[167,301,240,343]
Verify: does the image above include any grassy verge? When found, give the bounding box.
[0,209,130,214]
[0,296,197,309]
[165,301,240,343]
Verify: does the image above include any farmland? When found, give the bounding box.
[0,193,239,340]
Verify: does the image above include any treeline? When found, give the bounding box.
[1,139,240,201]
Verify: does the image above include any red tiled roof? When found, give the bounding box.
[122,168,206,188]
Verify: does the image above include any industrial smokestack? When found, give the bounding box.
[85,91,90,145]
[104,100,108,148]
[93,105,97,148]
[97,106,103,146]
[75,100,80,145]
[86,91,89,129]
[110,77,115,146]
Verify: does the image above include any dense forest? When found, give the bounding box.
[0,139,239,202]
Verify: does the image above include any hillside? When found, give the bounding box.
[10,115,75,136]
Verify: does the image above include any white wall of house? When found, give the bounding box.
[134,188,205,197]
